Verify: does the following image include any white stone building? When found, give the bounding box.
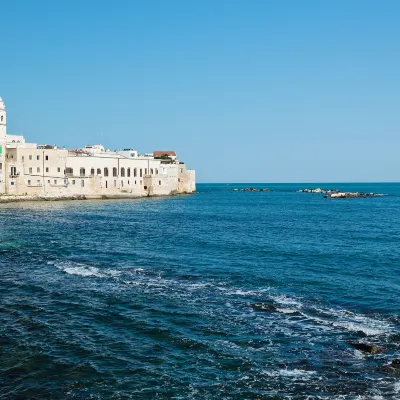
[0,97,196,198]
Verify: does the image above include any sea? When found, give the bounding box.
[1,183,399,399]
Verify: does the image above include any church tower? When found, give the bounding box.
[0,97,6,193]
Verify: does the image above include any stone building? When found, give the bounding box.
[0,97,196,198]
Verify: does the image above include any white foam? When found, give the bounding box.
[54,261,121,279]
[276,308,298,314]
[262,368,317,380]
[270,294,303,308]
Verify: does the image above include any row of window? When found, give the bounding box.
[23,166,160,177]
[26,167,62,174]
[26,179,162,188]
[69,167,158,177]
[27,179,67,186]
[22,154,52,162]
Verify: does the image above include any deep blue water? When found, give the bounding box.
[1,183,400,399]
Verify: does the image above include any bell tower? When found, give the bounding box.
[0,97,6,193]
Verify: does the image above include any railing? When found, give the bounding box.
[9,172,20,178]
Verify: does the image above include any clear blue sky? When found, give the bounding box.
[2,0,400,182]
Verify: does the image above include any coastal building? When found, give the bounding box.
[0,96,195,198]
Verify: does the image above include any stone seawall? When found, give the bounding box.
[0,192,194,204]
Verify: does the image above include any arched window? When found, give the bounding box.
[121,168,125,177]
[97,168,101,175]
[155,169,158,175]
[104,167,109,177]
[150,168,154,175]
[90,168,95,176]
[80,168,85,177]
[113,167,118,177]
[127,168,131,177]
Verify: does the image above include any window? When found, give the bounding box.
[113,167,117,177]
[66,167,73,176]
[144,185,147,190]
[128,180,130,185]
[145,169,148,175]
[29,167,32,174]
[11,182,15,185]
[127,168,131,177]
[57,167,61,173]
[81,180,84,187]
[27,180,31,185]
[90,168,95,176]
[114,180,117,187]
[106,181,108,189]
[22,156,25,162]
[80,168,85,177]
[104,168,109,177]
[72,180,75,185]
[1,116,3,122]
[45,155,49,161]
[159,180,161,185]
[155,169,158,175]
[29,155,32,160]
[37,167,40,173]
[97,168,101,175]
[134,168,137,177]
[150,168,154,175]
[46,167,49,173]
[37,180,40,185]
[54,180,57,185]
[121,168,125,177]
[140,169,142,177]
[121,180,124,187]
[37,155,40,161]
[135,180,137,185]
[48,180,50,183]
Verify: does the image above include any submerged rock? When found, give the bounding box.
[390,359,400,368]
[348,341,386,354]
[251,303,278,312]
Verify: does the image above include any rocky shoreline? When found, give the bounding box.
[0,192,193,204]
[251,301,400,372]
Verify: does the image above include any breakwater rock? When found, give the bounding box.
[229,187,270,192]
[324,192,382,199]
[298,188,383,199]
[298,188,340,194]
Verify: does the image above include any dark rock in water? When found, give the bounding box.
[390,359,400,368]
[251,303,278,312]
[180,274,200,280]
[348,341,386,354]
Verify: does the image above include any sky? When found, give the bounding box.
[1,0,400,182]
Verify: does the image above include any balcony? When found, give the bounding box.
[9,172,20,178]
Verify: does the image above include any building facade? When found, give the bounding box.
[0,97,196,198]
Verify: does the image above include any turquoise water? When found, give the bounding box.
[1,183,400,399]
